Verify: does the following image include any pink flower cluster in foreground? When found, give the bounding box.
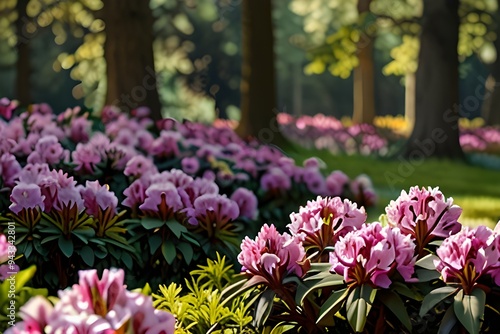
[435,224,500,294]
[238,224,308,287]
[6,269,175,334]
[329,222,416,288]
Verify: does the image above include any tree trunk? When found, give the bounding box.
[404,0,464,159]
[352,0,376,124]
[103,0,162,120]
[405,72,416,132]
[482,9,500,126]
[236,0,287,146]
[15,0,31,106]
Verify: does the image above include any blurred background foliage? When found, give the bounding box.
[0,0,498,121]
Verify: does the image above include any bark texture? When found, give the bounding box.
[103,0,162,120]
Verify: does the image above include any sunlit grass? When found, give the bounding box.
[285,144,500,227]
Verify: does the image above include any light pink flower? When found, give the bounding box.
[435,225,500,294]
[326,170,349,196]
[230,188,258,220]
[80,181,118,217]
[386,186,462,256]
[124,156,157,179]
[4,296,53,334]
[9,182,45,214]
[330,222,416,288]
[0,153,22,187]
[139,182,183,221]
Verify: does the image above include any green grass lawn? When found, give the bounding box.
[285,145,500,228]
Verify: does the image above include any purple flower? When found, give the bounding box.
[350,174,377,207]
[325,170,349,196]
[80,181,118,217]
[185,194,239,228]
[260,167,292,193]
[139,182,183,221]
[0,153,22,187]
[124,156,157,179]
[71,143,102,174]
[150,130,181,158]
[9,182,46,214]
[329,222,416,288]
[27,135,66,165]
[181,156,200,175]
[386,186,462,257]
[302,168,328,195]
[122,178,148,211]
[178,178,219,208]
[31,103,53,115]
[238,224,308,287]
[230,188,258,220]
[68,116,92,143]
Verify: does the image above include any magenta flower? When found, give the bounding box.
[0,98,17,120]
[27,135,66,165]
[9,182,46,214]
[139,182,183,221]
[288,196,366,259]
[330,222,416,288]
[435,225,500,294]
[385,186,462,257]
[80,181,118,217]
[31,103,53,115]
[4,296,53,334]
[150,130,181,158]
[238,224,308,287]
[230,188,258,220]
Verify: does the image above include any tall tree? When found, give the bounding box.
[236,0,287,145]
[15,0,31,105]
[352,0,376,124]
[482,8,500,126]
[405,0,464,159]
[102,0,162,120]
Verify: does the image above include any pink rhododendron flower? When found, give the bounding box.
[178,178,219,208]
[0,153,22,187]
[27,135,66,165]
[325,170,349,197]
[139,182,183,221]
[288,196,366,258]
[386,186,462,256]
[185,194,239,227]
[124,156,157,178]
[68,116,92,143]
[6,269,175,334]
[238,224,308,287]
[0,98,17,120]
[435,225,500,294]
[330,222,417,288]
[181,156,200,175]
[260,167,292,193]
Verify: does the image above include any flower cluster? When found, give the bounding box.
[329,222,416,288]
[435,224,500,294]
[5,269,175,334]
[238,224,308,287]
[385,186,462,257]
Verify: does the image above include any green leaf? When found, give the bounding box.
[161,241,176,265]
[58,236,74,258]
[346,285,377,333]
[41,235,60,244]
[121,251,133,269]
[453,288,486,334]
[148,234,162,255]
[438,305,457,334]
[420,286,457,317]
[416,268,441,282]
[378,290,412,331]
[141,217,165,230]
[253,289,275,329]
[14,265,36,291]
[415,254,439,270]
[316,287,349,325]
[166,220,187,238]
[80,245,94,266]
[181,232,200,246]
[176,242,193,264]
[298,273,345,305]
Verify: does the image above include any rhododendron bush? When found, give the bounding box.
[0,100,376,291]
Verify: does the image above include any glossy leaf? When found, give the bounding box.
[453,288,486,334]
[346,285,377,332]
[378,289,412,331]
[141,217,165,230]
[420,286,457,317]
[316,287,349,325]
[58,236,74,258]
[253,289,275,329]
[438,305,457,334]
[162,241,176,265]
[148,234,162,254]
[176,242,193,264]
[79,245,94,266]
[166,220,187,238]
